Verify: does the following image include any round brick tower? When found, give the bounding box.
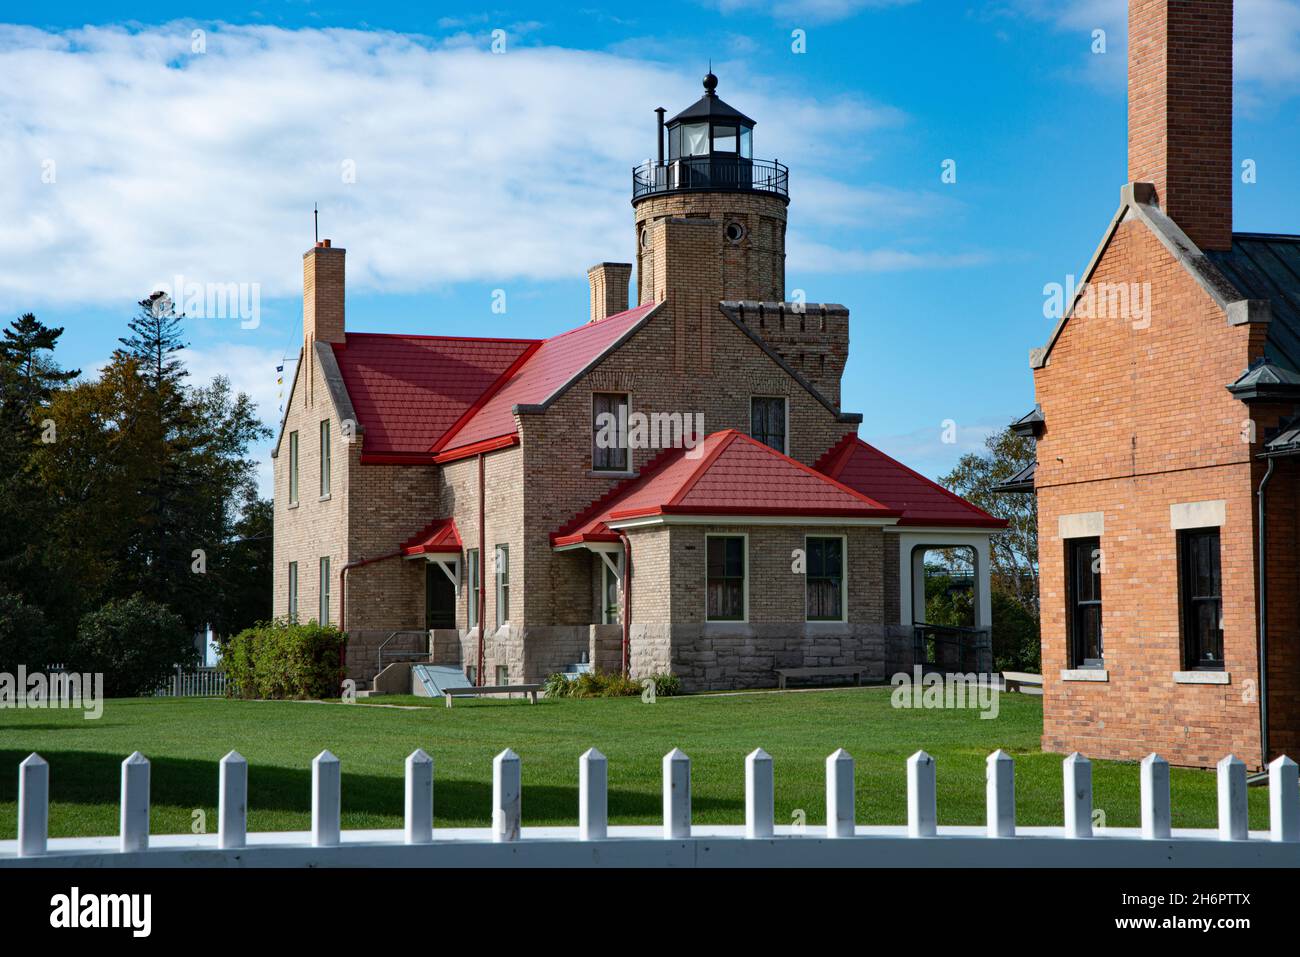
[631,73,789,306]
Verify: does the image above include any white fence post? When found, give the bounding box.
[907,750,937,838]
[826,748,855,838]
[218,751,247,849]
[1063,752,1092,838]
[1217,754,1247,841]
[1270,755,1298,843]
[493,748,521,842]
[405,749,433,845]
[312,750,341,847]
[1140,753,1171,840]
[663,748,691,839]
[986,750,1015,838]
[120,751,151,853]
[18,753,48,857]
[579,748,607,841]
[745,748,774,839]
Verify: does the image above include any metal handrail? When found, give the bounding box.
[376,630,431,676]
[632,156,788,200]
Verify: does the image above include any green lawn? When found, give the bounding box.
[0,689,1271,838]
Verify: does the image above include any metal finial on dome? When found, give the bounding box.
[703,71,718,95]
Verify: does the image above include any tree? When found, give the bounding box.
[115,293,187,394]
[1,313,80,424]
[74,595,196,698]
[940,427,1038,613]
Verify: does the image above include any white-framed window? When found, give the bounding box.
[592,392,630,472]
[750,396,788,454]
[288,430,299,505]
[287,562,298,621]
[319,556,331,626]
[705,534,747,622]
[805,535,847,622]
[466,547,480,631]
[495,544,510,631]
[319,419,331,497]
[495,665,509,686]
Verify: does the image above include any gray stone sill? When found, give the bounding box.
[1060,668,1109,682]
[287,501,299,510]
[318,493,332,502]
[588,469,637,480]
[703,622,752,637]
[1174,670,1230,685]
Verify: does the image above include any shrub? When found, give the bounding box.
[645,672,681,697]
[0,593,53,672]
[74,595,195,698]
[541,670,681,699]
[991,591,1040,673]
[220,619,345,699]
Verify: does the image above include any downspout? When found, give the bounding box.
[1256,455,1275,769]
[339,550,403,690]
[617,530,633,677]
[478,452,487,688]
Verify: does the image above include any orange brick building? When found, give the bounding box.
[1010,0,1300,769]
[271,75,1005,693]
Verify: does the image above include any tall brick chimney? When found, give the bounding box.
[1127,0,1234,251]
[586,262,632,323]
[304,239,346,345]
[302,239,345,404]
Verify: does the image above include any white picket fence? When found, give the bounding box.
[3,748,1298,868]
[153,666,227,698]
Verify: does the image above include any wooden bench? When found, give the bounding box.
[1000,671,1043,694]
[775,666,866,690]
[443,684,541,708]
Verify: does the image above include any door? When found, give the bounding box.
[425,563,456,630]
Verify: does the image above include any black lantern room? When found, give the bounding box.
[633,73,788,201]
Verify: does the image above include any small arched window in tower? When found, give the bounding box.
[725,221,746,244]
[640,227,651,249]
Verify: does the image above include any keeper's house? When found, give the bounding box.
[272,74,1003,692]
[1005,0,1300,768]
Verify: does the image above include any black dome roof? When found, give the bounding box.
[667,74,756,126]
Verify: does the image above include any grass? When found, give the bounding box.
[0,688,1271,838]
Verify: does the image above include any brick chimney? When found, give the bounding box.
[302,239,345,404]
[1127,0,1234,251]
[587,262,632,323]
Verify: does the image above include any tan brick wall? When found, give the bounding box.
[1032,215,1267,767]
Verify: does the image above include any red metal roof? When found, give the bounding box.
[436,303,659,457]
[815,435,1006,529]
[400,517,464,556]
[330,333,538,461]
[552,430,899,547]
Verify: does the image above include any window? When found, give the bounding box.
[287,562,298,621]
[495,545,510,631]
[495,665,509,686]
[466,548,480,631]
[466,665,478,686]
[706,535,746,621]
[739,126,753,159]
[602,558,621,625]
[750,397,787,454]
[806,536,845,621]
[288,431,299,505]
[713,125,738,153]
[681,123,709,156]
[1180,528,1223,669]
[319,419,331,497]
[319,556,331,626]
[1066,538,1102,667]
[592,392,630,472]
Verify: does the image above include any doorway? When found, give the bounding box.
[425,563,456,630]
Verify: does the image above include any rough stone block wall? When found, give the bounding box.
[1032,215,1265,768]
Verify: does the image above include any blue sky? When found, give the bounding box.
[3,1,1300,496]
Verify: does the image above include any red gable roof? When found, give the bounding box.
[436,303,659,458]
[331,333,538,462]
[400,517,463,557]
[552,430,899,547]
[815,435,1006,529]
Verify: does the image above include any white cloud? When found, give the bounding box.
[789,238,992,273]
[708,0,917,23]
[0,22,913,311]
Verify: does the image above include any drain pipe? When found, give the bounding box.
[617,530,633,677]
[478,452,487,688]
[340,550,403,690]
[1256,456,1276,770]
